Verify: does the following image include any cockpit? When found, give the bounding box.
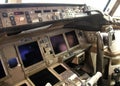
[0,0,120,86]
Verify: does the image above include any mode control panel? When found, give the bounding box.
[0,4,87,28]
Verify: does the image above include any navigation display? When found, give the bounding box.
[18,41,43,68]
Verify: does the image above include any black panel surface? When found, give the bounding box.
[0,60,6,79]
[53,65,66,74]
[29,68,59,86]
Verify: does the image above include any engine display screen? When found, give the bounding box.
[50,34,67,54]
[65,31,79,48]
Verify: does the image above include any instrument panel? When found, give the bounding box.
[0,3,97,86]
[0,27,90,86]
[0,3,116,86]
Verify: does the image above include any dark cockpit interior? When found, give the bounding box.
[0,0,120,86]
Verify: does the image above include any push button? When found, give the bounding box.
[2,12,8,17]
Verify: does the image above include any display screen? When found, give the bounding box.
[50,34,67,54]
[35,10,42,13]
[65,31,79,48]
[18,41,43,68]
[20,83,27,86]
[14,12,24,15]
[8,58,18,68]
[0,60,6,79]
[29,68,59,86]
[53,65,66,74]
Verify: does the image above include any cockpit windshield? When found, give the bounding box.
[113,5,120,17]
